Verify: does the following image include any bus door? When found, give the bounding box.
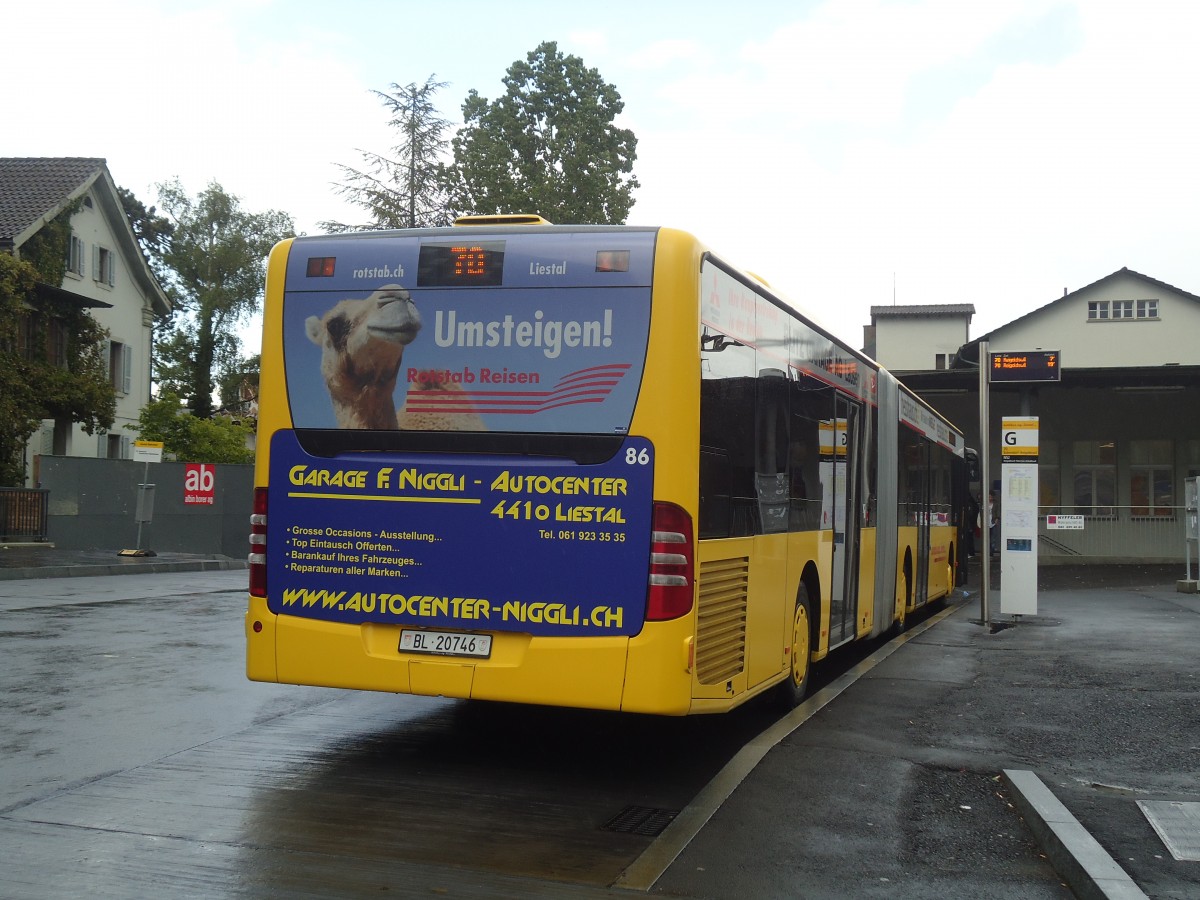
[914,446,931,607]
[827,395,862,647]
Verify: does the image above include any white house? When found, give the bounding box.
[873,268,1200,563]
[0,157,171,483]
[864,303,975,371]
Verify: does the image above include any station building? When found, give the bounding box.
[866,268,1200,563]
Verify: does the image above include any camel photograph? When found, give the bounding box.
[301,284,484,432]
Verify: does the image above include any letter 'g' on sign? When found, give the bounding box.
[1000,417,1039,461]
[184,463,216,505]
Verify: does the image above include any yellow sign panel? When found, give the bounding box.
[132,440,164,463]
[1001,417,1039,460]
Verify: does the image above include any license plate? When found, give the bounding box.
[399,629,492,659]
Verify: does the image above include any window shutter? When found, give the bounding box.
[93,245,100,280]
[122,344,132,394]
[108,254,116,286]
[98,434,107,458]
[121,436,131,459]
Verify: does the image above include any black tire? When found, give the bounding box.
[776,583,813,709]
[889,562,910,638]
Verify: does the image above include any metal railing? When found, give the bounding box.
[1036,506,1187,563]
[0,487,50,542]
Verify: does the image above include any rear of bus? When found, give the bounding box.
[245,223,704,714]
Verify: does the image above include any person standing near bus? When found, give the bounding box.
[965,493,979,557]
[987,490,999,556]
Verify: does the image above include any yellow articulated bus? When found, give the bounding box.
[245,216,969,715]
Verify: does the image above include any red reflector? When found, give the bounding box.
[646,502,694,621]
[306,256,335,277]
[249,487,267,597]
[595,250,630,272]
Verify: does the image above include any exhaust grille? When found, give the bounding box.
[695,556,748,684]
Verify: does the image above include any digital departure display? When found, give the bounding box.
[989,350,1062,382]
[417,241,505,286]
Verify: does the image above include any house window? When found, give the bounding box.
[100,434,130,459]
[1089,299,1160,321]
[52,418,70,455]
[11,313,68,367]
[1182,440,1200,487]
[47,319,69,368]
[94,245,116,286]
[108,341,132,394]
[16,314,36,360]
[1072,440,1115,516]
[66,235,85,277]
[1130,440,1173,517]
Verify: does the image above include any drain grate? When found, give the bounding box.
[602,805,679,836]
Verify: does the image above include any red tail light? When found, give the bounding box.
[249,487,267,597]
[646,502,695,621]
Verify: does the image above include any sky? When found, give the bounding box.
[6,0,1199,352]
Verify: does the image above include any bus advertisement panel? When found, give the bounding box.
[268,431,654,636]
[268,230,659,638]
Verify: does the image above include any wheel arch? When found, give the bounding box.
[800,560,822,656]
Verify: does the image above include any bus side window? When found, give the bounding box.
[755,369,790,534]
[700,340,758,537]
[699,448,732,538]
[788,374,828,532]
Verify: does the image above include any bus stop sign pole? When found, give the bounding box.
[120,441,163,557]
[978,341,990,625]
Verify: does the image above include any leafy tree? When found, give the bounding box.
[117,186,175,286]
[0,215,115,486]
[324,75,454,231]
[216,353,260,416]
[132,392,254,464]
[151,180,293,418]
[446,41,639,224]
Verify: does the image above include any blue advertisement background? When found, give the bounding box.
[284,230,655,434]
[267,430,654,636]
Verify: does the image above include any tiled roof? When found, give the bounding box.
[0,157,105,247]
[870,303,975,318]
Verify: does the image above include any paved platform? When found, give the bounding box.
[646,560,1199,899]
[0,543,246,580]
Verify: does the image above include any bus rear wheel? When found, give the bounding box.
[776,585,813,709]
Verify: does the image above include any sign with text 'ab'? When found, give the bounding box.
[184,463,215,505]
[990,350,1061,382]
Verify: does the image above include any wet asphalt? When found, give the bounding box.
[2,545,1196,898]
